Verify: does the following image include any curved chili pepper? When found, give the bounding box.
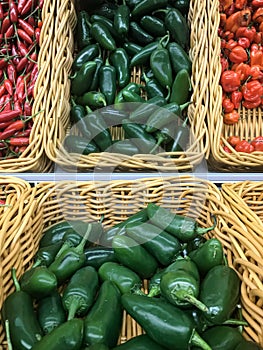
[17,28,33,44]
[17,57,28,72]
[35,27,40,43]
[0,109,20,122]
[1,16,10,34]
[5,24,14,39]
[9,136,29,146]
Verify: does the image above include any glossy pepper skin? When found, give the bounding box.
[147,203,216,242]
[126,222,182,266]
[83,280,123,348]
[200,265,240,325]
[31,319,84,350]
[164,8,190,49]
[90,22,116,51]
[98,261,143,294]
[188,238,224,276]
[1,269,43,350]
[140,15,166,37]
[76,91,107,109]
[167,42,192,74]
[33,242,63,267]
[169,68,191,105]
[130,41,159,67]
[20,266,57,299]
[89,56,104,91]
[71,61,97,96]
[129,96,167,122]
[70,99,92,140]
[72,44,100,71]
[131,0,168,17]
[110,139,140,155]
[121,294,212,350]
[112,235,158,279]
[64,135,99,155]
[129,21,154,45]
[112,334,166,349]
[76,11,91,50]
[84,246,117,269]
[62,266,99,320]
[99,58,117,105]
[142,73,166,99]
[110,48,131,88]
[37,291,66,334]
[114,3,130,36]
[199,326,244,350]
[235,340,263,350]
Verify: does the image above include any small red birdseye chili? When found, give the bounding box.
[235,140,255,153]
[9,137,29,146]
[223,110,240,124]
[251,136,263,151]
[17,28,33,44]
[17,18,34,37]
[227,135,241,147]
[9,0,18,23]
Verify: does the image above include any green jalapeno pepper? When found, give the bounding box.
[112,235,158,279]
[126,0,141,9]
[163,8,190,49]
[31,319,84,350]
[122,90,145,103]
[89,56,104,92]
[70,99,92,139]
[126,222,182,266]
[98,261,143,294]
[150,35,173,90]
[1,268,43,350]
[84,246,117,269]
[112,334,166,349]
[20,266,57,299]
[90,22,117,51]
[200,265,240,325]
[185,235,207,254]
[76,11,91,50]
[129,21,154,46]
[99,58,117,106]
[62,266,99,320]
[235,341,263,350]
[123,42,142,56]
[33,242,63,268]
[100,107,129,126]
[129,95,167,123]
[72,44,100,72]
[147,203,216,242]
[130,41,159,67]
[76,91,107,109]
[85,345,109,350]
[131,0,168,17]
[99,208,148,246]
[110,48,131,88]
[93,2,117,19]
[71,61,97,97]
[122,119,157,153]
[170,69,192,105]
[169,117,189,154]
[114,2,130,37]
[64,135,99,155]
[83,281,122,348]
[121,294,212,350]
[48,225,92,285]
[169,0,190,14]
[109,139,140,156]
[199,326,244,350]
[142,73,166,99]
[140,15,166,37]
[114,82,142,106]
[160,270,208,311]
[188,238,224,276]
[152,122,176,150]
[37,291,66,334]
[167,42,192,75]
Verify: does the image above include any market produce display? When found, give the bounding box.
[64,0,193,157]
[1,202,262,350]
[0,0,43,159]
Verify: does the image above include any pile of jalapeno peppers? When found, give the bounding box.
[66,0,193,157]
[2,203,262,350]
[0,0,43,159]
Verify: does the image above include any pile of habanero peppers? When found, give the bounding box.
[219,0,263,126]
[2,203,262,350]
[65,0,192,157]
[0,0,43,159]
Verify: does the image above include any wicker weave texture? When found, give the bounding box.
[1,176,263,346]
[208,0,263,171]
[43,0,210,172]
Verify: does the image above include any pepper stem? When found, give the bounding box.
[74,224,92,254]
[196,215,217,236]
[158,32,170,48]
[11,268,20,292]
[222,319,248,326]
[147,285,161,298]
[175,291,208,312]
[5,320,13,350]
[180,101,192,111]
[191,330,212,350]
[55,241,73,260]
[67,297,82,321]
[150,134,165,154]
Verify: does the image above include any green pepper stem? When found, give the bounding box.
[176,291,208,312]
[147,285,161,298]
[150,134,165,154]
[180,101,192,111]
[32,259,42,268]
[165,86,171,102]
[74,224,92,254]
[222,319,248,327]
[5,320,13,350]
[11,268,20,292]
[55,241,73,260]
[196,215,217,236]
[67,297,82,321]
[158,32,170,48]
[191,330,212,350]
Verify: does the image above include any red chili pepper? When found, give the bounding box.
[20,0,33,16]
[23,100,32,116]
[9,0,18,23]
[7,64,16,84]
[14,100,23,114]
[5,119,25,132]
[17,79,25,103]
[242,80,263,102]
[17,28,33,44]
[5,24,14,39]
[0,59,8,70]
[18,18,34,37]
[231,90,243,109]
[242,97,262,108]
[18,0,28,13]
[0,127,18,140]
[223,110,240,124]
[34,27,40,44]
[222,98,235,112]
[252,0,263,6]
[229,45,248,63]
[235,0,247,9]
[16,57,28,72]
[9,137,29,146]
[14,129,31,137]
[235,140,254,153]
[0,110,20,122]
[4,78,13,96]
[251,136,263,151]
[0,4,4,21]
[225,9,252,32]
[0,86,6,98]
[1,16,10,34]
[39,0,44,9]
[26,52,37,73]
[221,70,241,92]
[237,37,250,48]
[0,121,14,129]
[227,135,241,147]
[17,41,29,56]
[235,26,256,42]
[3,97,12,112]
[27,16,36,27]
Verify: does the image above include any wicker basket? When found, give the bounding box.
[1,176,263,347]
[208,0,263,172]
[43,0,210,172]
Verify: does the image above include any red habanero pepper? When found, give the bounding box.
[223,110,240,124]
[224,39,238,52]
[222,98,235,112]
[253,31,263,44]
[223,145,232,153]
[235,26,256,42]
[253,7,263,23]
[221,70,241,92]
[250,44,263,67]
[237,37,250,48]
[17,18,34,37]
[229,45,248,63]
[231,90,243,109]
[225,2,235,15]
[34,27,40,44]
[9,0,18,23]
[220,0,234,11]
[235,140,254,152]
[225,9,252,32]
[235,0,247,9]
[220,57,229,71]
[20,0,33,16]
[242,98,262,108]
[249,65,263,80]
[9,137,29,146]
[251,136,263,151]
[232,62,250,81]
[242,80,263,102]
[222,30,235,40]
[17,29,33,44]
[227,135,241,146]
[252,0,263,6]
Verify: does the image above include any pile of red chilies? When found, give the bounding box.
[0,0,43,159]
